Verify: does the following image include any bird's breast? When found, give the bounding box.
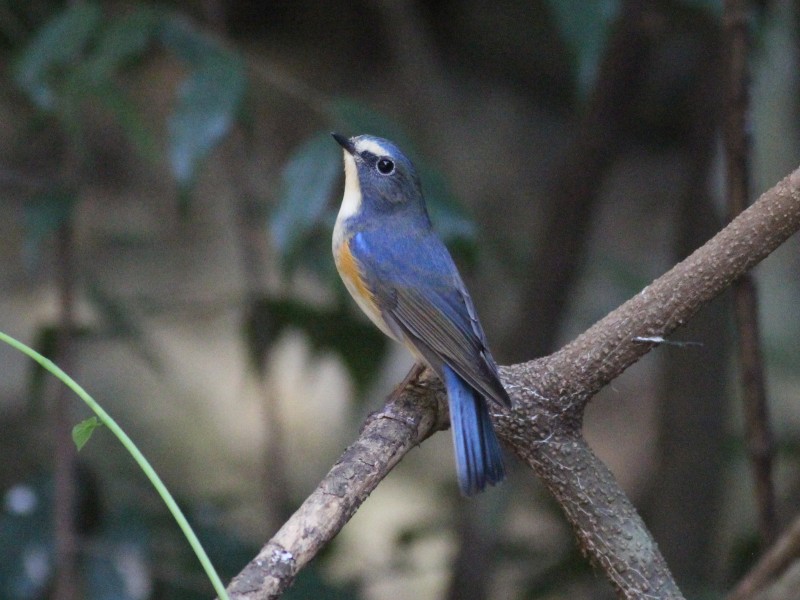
[334,235,398,341]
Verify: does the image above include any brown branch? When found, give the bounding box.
[224,166,800,599]
[727,511,800,600]
[225,365,445,599]
[536,168,800,403]
[750,566,800,600]
[723,0,777,546]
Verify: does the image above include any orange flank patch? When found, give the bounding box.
[336,238,374,304]
[335,236,396,340]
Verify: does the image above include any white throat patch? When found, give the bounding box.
[338,152,362,221]
[333,138,392,251]
[332,152,362,252]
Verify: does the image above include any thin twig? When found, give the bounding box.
[727,511,800,600]
[723,0,777,546]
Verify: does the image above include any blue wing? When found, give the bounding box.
[350,227,508,494]
[350,229,510,409]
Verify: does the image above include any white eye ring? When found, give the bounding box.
[376,158,395,175]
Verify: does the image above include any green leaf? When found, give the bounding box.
[14,2,102,110]
[160,16,247,189]
[86,7,158,81]
[22,188,77,269]
[72,416,103,451]
[89,82,159,161]
[546,0,619,101]
[270,132,342,268]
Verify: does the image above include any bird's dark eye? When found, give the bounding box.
[376,158,395,175]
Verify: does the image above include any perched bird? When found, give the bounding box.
[331,133,510,495]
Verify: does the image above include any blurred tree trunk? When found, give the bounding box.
[446,498,497,600]
[649,213,731,592]
[504,0,655,362]
[647,12,730,591]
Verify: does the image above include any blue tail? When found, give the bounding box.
[443,364,505,495]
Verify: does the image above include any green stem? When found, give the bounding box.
[0,330,230,600]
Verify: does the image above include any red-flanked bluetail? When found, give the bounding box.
[331,133,510,495]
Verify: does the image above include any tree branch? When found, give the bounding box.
[224,165,800,599]
[225,365,447,599]
[536,167,800,403]
[727,511,800,600]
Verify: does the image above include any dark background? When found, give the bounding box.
[1,1,799,598]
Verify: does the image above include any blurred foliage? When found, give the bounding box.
[284,566,359,600]
[82,507,151,600]
[12,1,245,203]
[0,472,277,600]
[244,297,388,396]
[0,478,54,599]
[84,285,164,373]
[160,16,247,201]
[519,546,592,599]
[21,187,76,270]
[13,3,104,111]
[545,0,725,103]
[3,0,794,599]
[269,132,342,279]
[546,0,618,102]
[25,324,90,417]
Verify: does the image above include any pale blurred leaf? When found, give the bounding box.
[14,2,102,109]
[546,0,619,101]
[22,189,76,270]
[86,7,158,81]
[160,17,247,190]
[270,132,341,266]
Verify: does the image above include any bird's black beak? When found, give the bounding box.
[331,132,356,155]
